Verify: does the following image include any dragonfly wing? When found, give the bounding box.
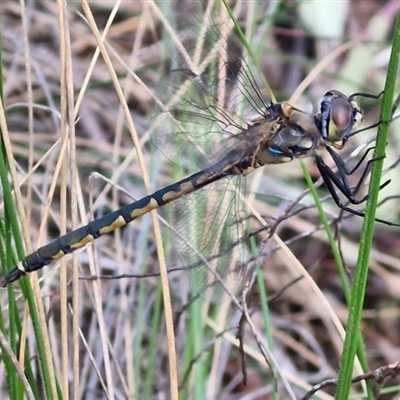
[166,175,250,302]
[150,21,275,170]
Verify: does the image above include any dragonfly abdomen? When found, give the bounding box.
[1,166,229,286]
[2,194,162,285]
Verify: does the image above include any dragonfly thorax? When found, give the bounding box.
[256,123,320,165]
[253,102,322,165]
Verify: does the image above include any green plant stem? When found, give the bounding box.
[301,162,373,399]
[335,11,400,399]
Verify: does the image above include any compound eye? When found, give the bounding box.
[328,97,353,141]
[319,90,345,140]
[319,90,365,142]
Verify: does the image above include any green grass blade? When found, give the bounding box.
[335,11,400,399]
[301,162,373,399]
[0,26,60,400]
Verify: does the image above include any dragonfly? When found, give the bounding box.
[2,10,393,292]
[1,86,388,290]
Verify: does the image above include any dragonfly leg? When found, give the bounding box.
[317,154,391,203]
[348,91,383,102]
[314,153,399,226]
[325,146,391,198]
[327,145,375,174]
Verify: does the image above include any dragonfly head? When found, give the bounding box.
[319,90,363,143]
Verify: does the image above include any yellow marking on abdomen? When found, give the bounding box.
[52,249,69,260]
[99,215,127,235]
[162,181,197,203]
[17,262,27,272]
[70,234,95,250]
[130,197,159,218]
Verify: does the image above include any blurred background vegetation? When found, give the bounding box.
[1,1,400,399]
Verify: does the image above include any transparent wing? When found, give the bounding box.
[166,175,250,301]
[150,16,273,170]
[148,11,272,301]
